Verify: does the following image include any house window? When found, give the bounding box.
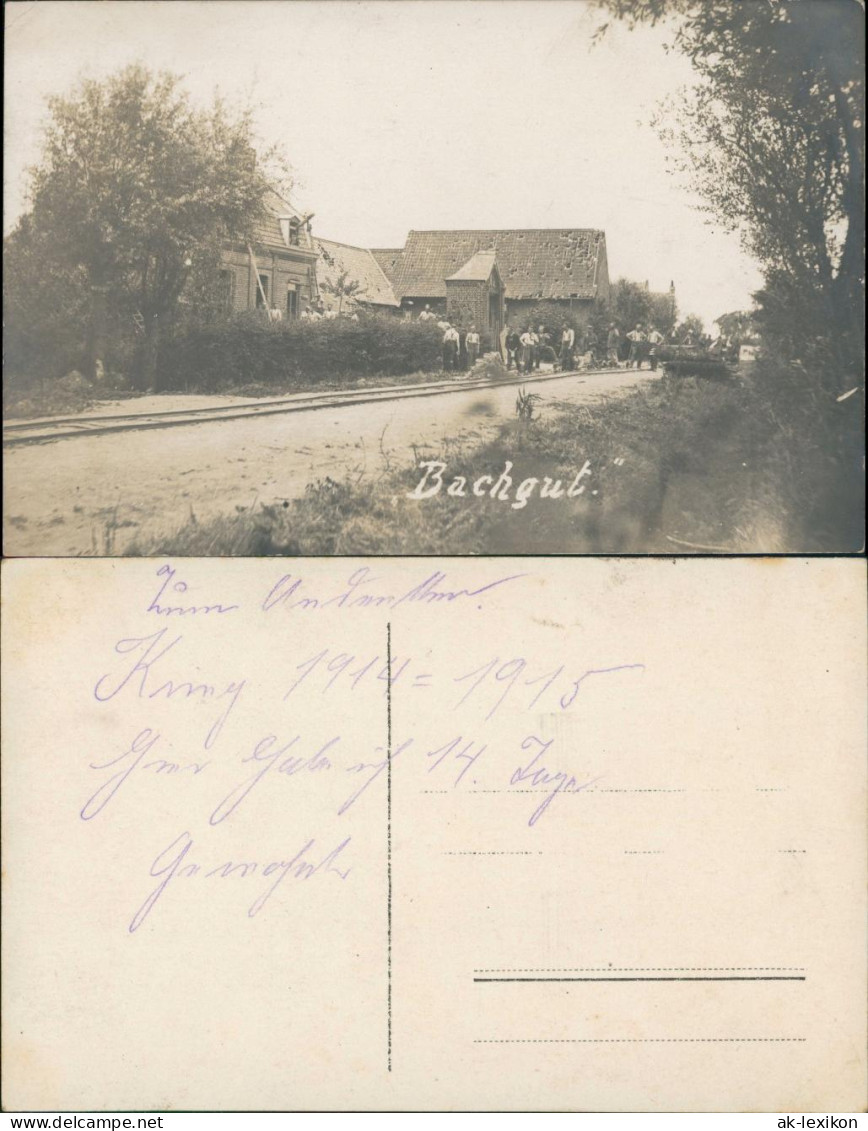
[286,284,299,319]
[279,217,303,247]
[256,274,270,308]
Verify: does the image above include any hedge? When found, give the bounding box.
[155,312,443,392]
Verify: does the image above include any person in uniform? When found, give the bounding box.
[647,326,664,370]
[627,323,646,369]
[506,327,521,370]
[466,325,481,368]
[559,325,575,370]
[442,325,460,371]
[606,324,620,366]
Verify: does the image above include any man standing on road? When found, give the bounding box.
[442,324,460,371]
[647,326,664,370]
[627,323,646,369]
[506,326,521,370]
[466,325,481,368]
[519,327,534,373]
[559,324,575,370]
[607,323,621,367]
[530,327,541,371]
[585,325,598,365]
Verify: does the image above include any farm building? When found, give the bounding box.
[372,229,610,329]
[223,195,610,336]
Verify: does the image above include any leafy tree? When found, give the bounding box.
[594,0,864,384]
[609,277,653,331]
[520,301,583,334]
[3,214,90,387]
[649,289,677,335]
[675,313,704,342]
[25,64,287,388]
[321,270,365,315]
[714,310,755,342]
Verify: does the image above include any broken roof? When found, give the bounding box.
[251,189,316,254]
[370,248,404,285]
[315,238,399,309]
[389,229,607,300]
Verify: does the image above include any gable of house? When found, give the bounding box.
[387,229,608,302]
[251,189,316,254]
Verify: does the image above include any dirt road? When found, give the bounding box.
[4,368,658,555]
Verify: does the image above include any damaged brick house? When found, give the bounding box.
[372,229,610,337]
[219,189,320,317]
[220,189,400,319]
[222,195,610,337]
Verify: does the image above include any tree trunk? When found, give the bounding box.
[87,284,111,383]
[134,313,161,392]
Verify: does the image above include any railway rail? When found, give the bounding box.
[3,366,614,448]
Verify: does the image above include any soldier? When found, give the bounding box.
[519,327,535,373]
[559,324,575,370]
[607,323,621,367]
[627,323,646,369]
[442,324,460,371]
[466,325,481,367]
[505,326,521,370]
[647,326,664,370]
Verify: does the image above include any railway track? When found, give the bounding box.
[3,367,612,447]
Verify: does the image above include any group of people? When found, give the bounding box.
[503,326,557,373]
[502,321,668,373]
[418,298,714,376]
[616,323,666,370]
[441,320,482,371]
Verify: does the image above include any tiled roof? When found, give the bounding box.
[391,229,606,300]
[252,189,315,253]
[315,239,399,309]
[447,250,499,281]
[370,248,404,284]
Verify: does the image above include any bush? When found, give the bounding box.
[155,312,443,392]
[748,356,864,551]
[4,370,97,419]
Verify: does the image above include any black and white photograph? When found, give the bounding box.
[4,0,864,556]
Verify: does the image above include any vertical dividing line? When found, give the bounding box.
[387,621,393,1073]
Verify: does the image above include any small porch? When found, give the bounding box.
[445,251,505,350]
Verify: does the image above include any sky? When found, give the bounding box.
[4,0,764,327]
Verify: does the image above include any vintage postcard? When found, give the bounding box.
[2,557,865,1111]
[3,0,864,556]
